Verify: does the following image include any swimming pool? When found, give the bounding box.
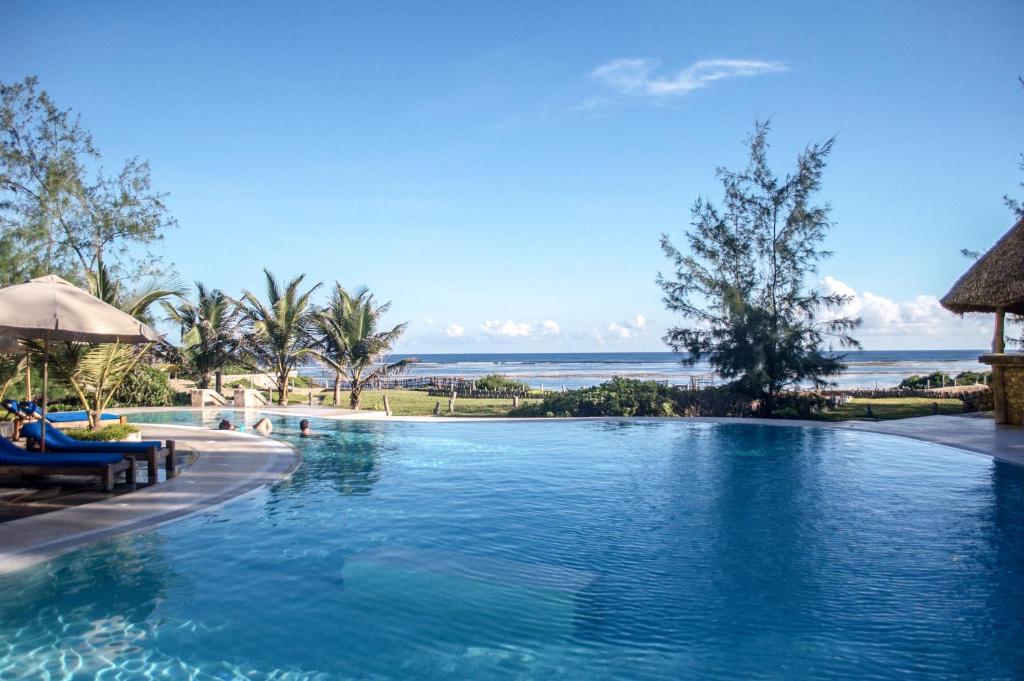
[1,414,1023,679]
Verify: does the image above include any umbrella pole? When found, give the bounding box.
[40,339,48,453]
[24,349,31,402]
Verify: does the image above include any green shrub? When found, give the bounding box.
[64,424,140,441]
[110,364,174,407]
[899,371,989,389]
[510,377,751,418]
[475,374,531,392]
[953,370,990,385]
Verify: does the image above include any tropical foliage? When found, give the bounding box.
[473,374,531,392]
[163,282,241,392]
[510,378,752,418]
[237,270,321,404]
[110,363,174,407]
[0,351,25,403]
[46,341,149,428]
[312,284,411,409]
[0,76,176,286]
[658,121,861,416]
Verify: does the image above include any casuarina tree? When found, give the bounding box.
[658,121,861,415]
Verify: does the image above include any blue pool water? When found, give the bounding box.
[2,414,1024,679]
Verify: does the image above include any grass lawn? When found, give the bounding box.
[280,388,540,417]
[277,389,968,421]
[358,389,540,417]
[812,397,965,421]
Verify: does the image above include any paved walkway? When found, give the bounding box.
[0,424,299,575]
[835,414,1024,465]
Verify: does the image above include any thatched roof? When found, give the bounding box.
[941,217,1024,315]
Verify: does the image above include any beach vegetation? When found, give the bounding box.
[163,282,242,393]
[510,377,752,418]
[237,269,321,405]
[898,370,990,389]
[473,374,531,393]
[311,284,412,409]
[110,363,174,407]
[0,76,176,286]
[659,120,861,416]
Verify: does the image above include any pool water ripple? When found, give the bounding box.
[1,415,1024,679]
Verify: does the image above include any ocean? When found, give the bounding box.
[318,350,988,390]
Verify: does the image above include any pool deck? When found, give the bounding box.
[0,424,299,575]
[0,408,1020,576]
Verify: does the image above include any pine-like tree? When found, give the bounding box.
[658,121,861,415]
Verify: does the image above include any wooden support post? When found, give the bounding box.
[383,393,392,416]
[992,308,1008,423]
[448,390,457,414]
[512,396,520,408]
[433,401,441,416]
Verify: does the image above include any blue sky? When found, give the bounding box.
[4,1,1022,352]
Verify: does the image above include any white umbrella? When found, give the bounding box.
[0,275,161,450]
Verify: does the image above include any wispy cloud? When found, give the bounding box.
[480,319,534,338]
[590,58,786,97]
[607,314,648,339]
[442,324,464,338]
[540,320,561,336]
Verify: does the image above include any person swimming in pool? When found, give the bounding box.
[218,419,235,431]
[253,418,273,436]
[299,419,313,438]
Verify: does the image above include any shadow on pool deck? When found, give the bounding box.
[0,424,299,574]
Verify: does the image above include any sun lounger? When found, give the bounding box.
[18,402,123,424]
[20,421,176,484]
[2,399,30,419]
[0,437,136,492]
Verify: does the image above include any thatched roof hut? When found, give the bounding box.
[941,217,1024,315]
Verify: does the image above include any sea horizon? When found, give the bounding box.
[302,349,990,390]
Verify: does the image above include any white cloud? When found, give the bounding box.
[480,319,533,337]
[606,314,649,339]
[607,321,633,339]
[590,58,786,97]
[590,326,605,345]
[541,320,561,336]
[442,324,464,338]
[822,276,990,343]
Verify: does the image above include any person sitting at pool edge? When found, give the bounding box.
[299,419,312,437]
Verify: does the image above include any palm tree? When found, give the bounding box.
[162,282,241,393]
[86,261,185,324]
[312,284,411,409]
[43,263,184,427]
[237,269,321,405]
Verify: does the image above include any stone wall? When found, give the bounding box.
[1003,366,1024,425]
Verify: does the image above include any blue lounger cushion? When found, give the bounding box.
[20,421,162,453]
[42,410,121,423]
[0,437,125,466]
